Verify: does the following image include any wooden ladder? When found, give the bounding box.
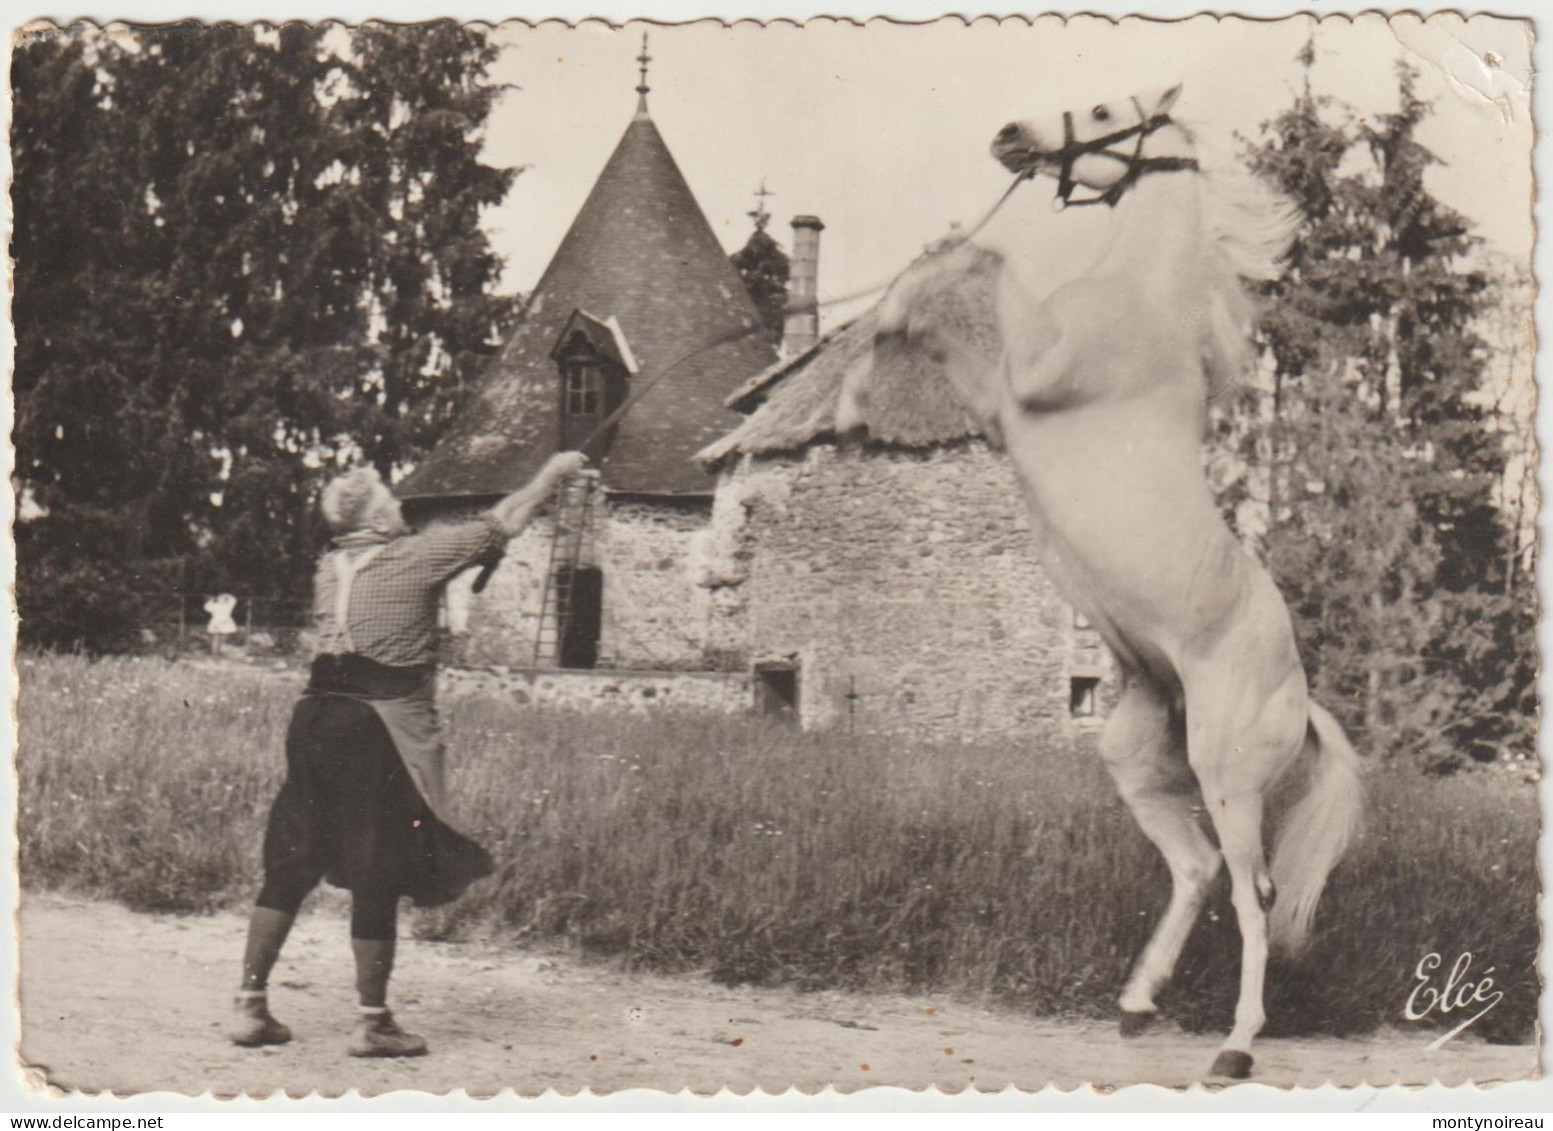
[531,470,600,669]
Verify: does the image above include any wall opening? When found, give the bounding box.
[558,566,604,670]
[1069,675,1100,718]
[754,662,800,722]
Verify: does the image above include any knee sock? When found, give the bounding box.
[240,906,297,994]
[350,893,400,1010]
[351,937,396,1010]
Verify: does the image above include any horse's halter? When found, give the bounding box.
[1047,96,1199,209]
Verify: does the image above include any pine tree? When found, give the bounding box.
[730,210,789,349]
[12,22,517,649]
[1236,55,1529,767]
[329,22,519,477]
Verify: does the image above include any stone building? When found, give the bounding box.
[696,258,1113,741]
[397,60,780,674]
[396,52,1112,738]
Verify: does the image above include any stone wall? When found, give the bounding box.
[446,518,555,668]
[440,664,749,714]
[417,443,1115,738]
[701,443,1113,741]
[446,497,718,672]
[595,499,717,670]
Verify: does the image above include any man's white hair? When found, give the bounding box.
[321,466,387,533]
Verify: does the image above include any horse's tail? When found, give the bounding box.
[1267,700,1363,957]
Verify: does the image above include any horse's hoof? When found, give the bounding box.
[1208,1049,1254,1080]
[1119,1011,1155,1039]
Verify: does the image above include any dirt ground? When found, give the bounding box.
[16,892,1538,1098]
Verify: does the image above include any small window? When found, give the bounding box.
[1073,607,1092,630]
[565,364,602,416]
[1070,676,1100,717]
[755,662,800,722]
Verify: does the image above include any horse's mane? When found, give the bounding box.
[1184,124,1301,393]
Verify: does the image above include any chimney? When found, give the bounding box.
[781,215,824,359]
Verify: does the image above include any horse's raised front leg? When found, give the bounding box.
[1002,278,1126,414]
[1005,332,1085,414]
[1098,675,1221,1036]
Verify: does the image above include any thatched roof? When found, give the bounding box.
[700,242,1004,464]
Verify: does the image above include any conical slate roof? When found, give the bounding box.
[399,103,773,501]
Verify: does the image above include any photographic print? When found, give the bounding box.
[8,8,1541,1101]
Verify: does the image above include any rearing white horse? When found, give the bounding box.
[871,84,1363,1080]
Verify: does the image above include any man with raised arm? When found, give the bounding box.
[228,450,588,1058]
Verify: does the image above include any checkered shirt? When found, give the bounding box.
[313,515,506,669]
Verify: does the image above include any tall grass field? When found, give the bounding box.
[17,653,1540,1042]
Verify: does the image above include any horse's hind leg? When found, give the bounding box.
[1099,676,1221,1034]
[1197,789,1271,1079]
[1186,675,1307,1079]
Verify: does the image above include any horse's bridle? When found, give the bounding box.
[1047,96,1200,209]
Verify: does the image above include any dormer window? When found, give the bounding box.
[551,310,640,457]
[557,336,612,451]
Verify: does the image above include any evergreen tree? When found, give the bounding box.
[730,214,789,348]
[11,22,517,649]
[330,22,519,477]
[1234,56,1529,767]
[1426,261,1538,762]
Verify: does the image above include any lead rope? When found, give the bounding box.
[477,120,1188,600]
[572,167,1036,458]
[326,543,387,654]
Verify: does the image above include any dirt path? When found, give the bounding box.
[17,893,1536,1098]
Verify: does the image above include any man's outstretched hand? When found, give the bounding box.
[541,451,590,486]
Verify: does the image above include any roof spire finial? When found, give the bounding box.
[634,30,652,117]
[748,178,775,232]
